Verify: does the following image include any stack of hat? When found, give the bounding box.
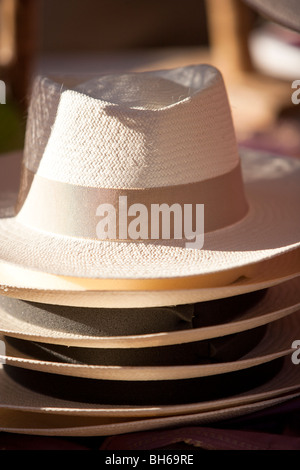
[0,64,299,437]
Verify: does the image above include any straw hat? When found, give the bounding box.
[0,282,299,435]
[0,65,299,308]
[0,355,299,436]
[0,244,299,308]
[0,276,299,348]
[1,309,299,380]
[0,356,299,418]
[1,393,300,437]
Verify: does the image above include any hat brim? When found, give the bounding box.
[0,247,299,308]
[0,392,299,437]
[1,311,299,381]
[0,150,299,284]
[0,356,299,435]
[0,276,299,348]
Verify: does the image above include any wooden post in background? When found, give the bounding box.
[0,0,38,109]
[205,0,255,78]
[0,0,17,69]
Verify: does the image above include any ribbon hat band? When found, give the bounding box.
[15,163,248,244]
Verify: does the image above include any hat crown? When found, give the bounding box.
[23,65,240,189]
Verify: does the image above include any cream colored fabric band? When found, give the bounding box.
[16,163,248,242]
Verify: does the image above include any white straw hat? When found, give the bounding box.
[0,355,299,436]
[0,65,299,306]
[1,310,299,381]
[0,357,298,419]
[0,244,299,308]
[0,276,299,348]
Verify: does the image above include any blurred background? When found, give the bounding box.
[0,0,300,156]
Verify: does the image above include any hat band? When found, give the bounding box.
[15,163,248,245]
